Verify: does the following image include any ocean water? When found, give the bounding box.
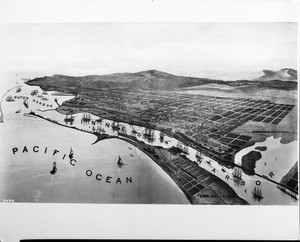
[0,81,189,204]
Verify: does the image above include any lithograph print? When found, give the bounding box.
[0,23,298,205]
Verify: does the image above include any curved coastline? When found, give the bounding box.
[12,82,298,204]
[0,85,22,123]
[29,110,248,205]
[99,134,249,205]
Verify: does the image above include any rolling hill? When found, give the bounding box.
[26,68,298,94]
[26,70,225,92]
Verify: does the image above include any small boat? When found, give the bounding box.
[117,155,124,167]
[50,162,57,175]
[54,98,59,105]
[31,90,38,96]
[68,147,74,160]
[23,99,29,108]
[5,95,14,102]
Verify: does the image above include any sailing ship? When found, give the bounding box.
[23,99,29,108]
[131,126,137,135]
[64,114,75,124]
[29,110,35,115]
[111,121,120,131]
[252,186,263,201]
[5,95,14,102]
[232,167,242,179]
[69,147,74,160]
[120,125,126,133]
[95,118,103,124]
[117,155,124,167]
[30,89,38,96]
[159,132,165,143]
[81,113,91,123]
[50,162,57,175]
[143,128,155,142]
[96,126,105,133]
[16,87,21,93]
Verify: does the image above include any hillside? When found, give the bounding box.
[26,70,225,92]
[26,69,298,95]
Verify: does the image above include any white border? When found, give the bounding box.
[0,0,299,240]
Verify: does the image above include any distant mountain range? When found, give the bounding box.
[255,68,297,82]
[180,68,297,82]
[26,68,297,93]
[179,70,263,81]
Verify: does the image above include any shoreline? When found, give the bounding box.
[26,81,298,170]
[30,111,248,205]
[15,82,298,203]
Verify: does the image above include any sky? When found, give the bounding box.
[0,22,297,77]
